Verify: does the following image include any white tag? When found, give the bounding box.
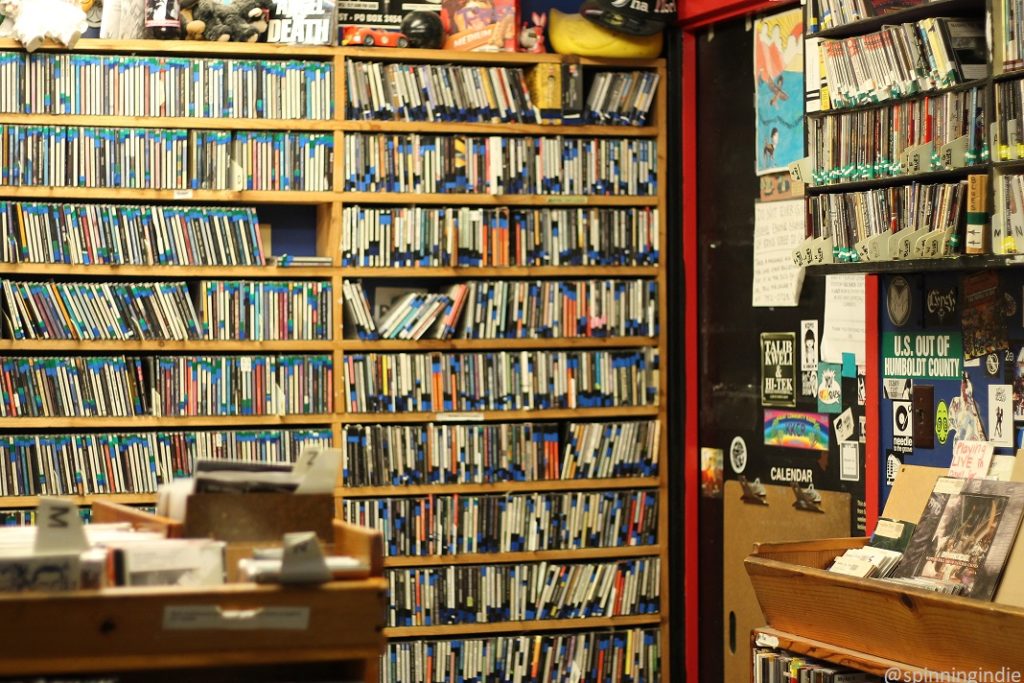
[163,605,310,631]
[172,189,194,199]
[934,477,966,495]
[939,135,969,169]
[35,498,88,555]
[755,632,780,648]
[278,532,332,584]
[788,157,813,184]
[874,519,905,539]
[437,412,485,422]
[294,447,341,494]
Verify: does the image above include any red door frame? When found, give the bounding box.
[678,2,800,680]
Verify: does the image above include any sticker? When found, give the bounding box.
[989,385,1013,447]
[841,352,856,378]
[801,370,817,397]
[886,276,912,327]
[961,271,1007,361]
[1013,346,1024,419]
[948,374,987,444]
[986,353,1001,376]
[881,332,963,380]
[934,477,966,495]
[729,436,747,474]
[859,414,866,443]
[882,377,912,400]
[437,412,485,422]
[924,285,958,326]
[800,320,819,371]
[885,451,901,486]
[935,400,949,445]
[172,189,194,199]
[892,400,913,455]
[817,362,842,414]
[763,410,829,451]
[700,448,723,498]
[874,519,905,539]
[833,407,855,443]
[839,442,859,482]
[761,332,796,407]
[964,357,981,367]
[856,371,866,406]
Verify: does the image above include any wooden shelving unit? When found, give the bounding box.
[0,39,670,680]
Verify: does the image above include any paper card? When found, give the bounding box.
[817,362,842,414]
[840,442,859,482]
[800,320,818,371]
[841,352,856,378]
[989,385,1014,448]
[833,407,855,443]
[892,400,913,455]
[882,378,912,400]
[801,369,817,397]
[752,201,806,308]
[821,274,866,365]
[948,440,995,480]
[700,448,724,498]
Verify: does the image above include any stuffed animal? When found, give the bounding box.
[180,0,270,41]
[0,0,88,51]
[518,11,545,53]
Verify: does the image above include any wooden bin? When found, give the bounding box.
[746,537,1024,673]
[0,517,387,680]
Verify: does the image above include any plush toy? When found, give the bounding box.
[0,0,88,51]
[180,0,270,41]
[518,11,545,53]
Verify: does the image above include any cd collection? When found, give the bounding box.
[341,490,658,556]
[1001,0,1024,72]
[995,77,1024,160]
[341,349,659,413]
[0,355,143,417]
[198,280,332,341]
[0,126,333,191]
[0,52,333,119]
[0,428,331,497]
[345,61,538,123]
[340,206,659,268]
[584,71,660,126]
[1,280,200,341]
[343,279,658,341]
[340,420,659,487]
[383,629,660,683]
[806,181,966,257]
[817,18,985,109]
[387,557,660,627]
[808,86,987,185]
[0,202,265,266]
[753,648,880,682]
[343,133,657,196]
[149,354,332,416]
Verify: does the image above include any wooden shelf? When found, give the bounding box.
[806,254,1024,274]
[0,492,157,508]
[340,193,658,207]
[341,265,659,278]
[807,165,985,194]
[384,545,661,568]
[0,414,335,428]
[338,406,659,424]
[805,77,989,119]
[338,46,665,69]
[0,340,335,352]
[806,0,984,39]
[0,114,334,131]
[340,337,657,352]
[339,120,657,138]
[0,263,336,278]
[387,614,661,639]
[747,537,1024,673]
[752,627,931,679]
[338,477,661,498]
[0,186,336,204]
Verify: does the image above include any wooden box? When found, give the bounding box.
[746,537,1024,673]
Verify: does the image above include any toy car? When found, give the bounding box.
[342,26,409,47]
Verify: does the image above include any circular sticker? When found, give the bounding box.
[729,436,747,474]
[886,276,911,327]
[935,400,948,445]
[894,403,910,434]
[987,353,1000,376]
[1006,291,1018,318]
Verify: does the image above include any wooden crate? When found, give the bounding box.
[746,537,1024,672]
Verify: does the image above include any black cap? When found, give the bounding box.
[579,0,676,36]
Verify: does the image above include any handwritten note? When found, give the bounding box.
[752,200,806,307]
[821,273,866,364]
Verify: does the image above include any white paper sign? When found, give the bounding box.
[821,274,866,364]
[753,200,806,308]
[989,384,1014,448]
[948,440,995,480]
[840,442,859,481]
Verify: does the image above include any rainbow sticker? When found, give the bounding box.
[763,409,830,451]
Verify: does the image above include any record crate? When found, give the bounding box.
[746,537,1024,677]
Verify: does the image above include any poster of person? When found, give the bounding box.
[754,7,804,175]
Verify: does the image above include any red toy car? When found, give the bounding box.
[342,26,409,47]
